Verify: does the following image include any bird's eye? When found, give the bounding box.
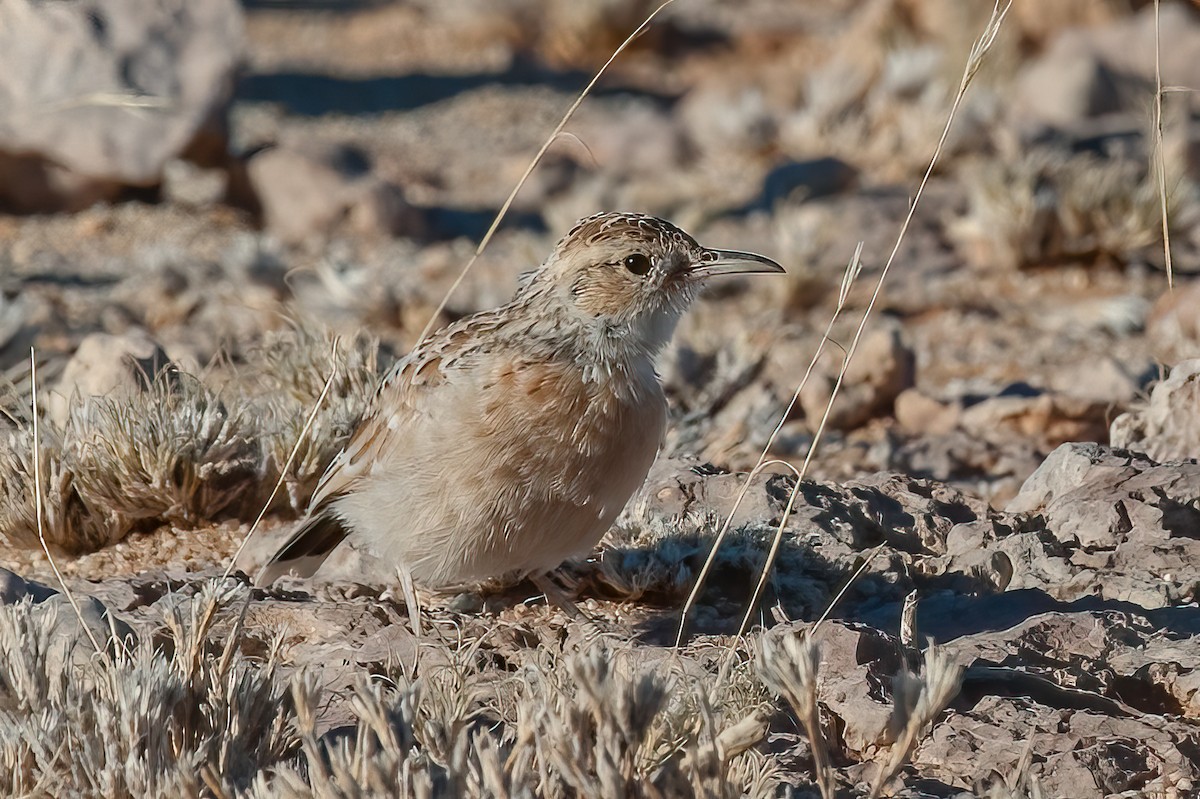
[623,253,652,276]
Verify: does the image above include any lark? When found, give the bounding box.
[256,212,783,597]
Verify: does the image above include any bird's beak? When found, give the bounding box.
[690,249,785,277]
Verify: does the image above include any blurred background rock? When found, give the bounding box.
[1,0,1198,504]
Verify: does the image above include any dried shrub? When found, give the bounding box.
[236,327,380,513]
[65,374,263,535]
[0,327,381,554]
[256,643,778,799]
[869,643,964,798]
[757,633,833,799]
[1,375,268,554]
[0,425,116,553]
[0,583,294,797]
[951,147,1200,270]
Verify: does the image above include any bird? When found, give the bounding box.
[255,212,783,598]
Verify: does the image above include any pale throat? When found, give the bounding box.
[515,275,681,398]
[571,311,679,403]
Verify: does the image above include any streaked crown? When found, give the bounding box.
[522,211,784,357]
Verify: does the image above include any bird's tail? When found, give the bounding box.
[254,509,349,587]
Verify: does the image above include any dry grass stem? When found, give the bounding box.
[729,0,1012,642]
[899,590,918,649]
[757,633,833,799]
[868,644,964,798]
[416,0,680,346]
[1153,0,1173,287]
[678,244,863,646]
[31,91,173,117]
[28,348,103,658]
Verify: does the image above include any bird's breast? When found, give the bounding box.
[342,349,668,585]
[478,355,666,496]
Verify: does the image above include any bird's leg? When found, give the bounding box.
[396,567,422,637]
[530,572,591,623]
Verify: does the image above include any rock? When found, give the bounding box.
[889,428,1045,507]
[246,142,425,244]
[1083,4,1200,100]
[161,158,228,208]
[894,388,960,436]
[798,319,915,431]
[1014,36,1123,128]
[221,592,446,735]
[618,456,781,539]
[0,568,136,671]
[0,151,123,214]
[1048,355,1144,403]
[1040,295,1150,338]
[1007,443,1135,528]
[745,157,859,213]
[1008,0,1128,48]
[47,329,172,428]
[1013,4,1200,131]
[1005,442,1200,605]
[768,607,1200,798]
[0,290,29,354]
[1110,359,1200,462]
[677,81,776,158]
[0,567,58,604]
[608,456,992,623]
[42,592,137,671]
[941,605,1200,719]
[798,56,873,131]
[958,390,1110,449]
[926,692,1197,796]
[1147,279,1200,361]
[943,529,1016,592]
[574,101,685,177]
[0,0,243,212]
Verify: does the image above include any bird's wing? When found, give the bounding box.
[257,314,498,583]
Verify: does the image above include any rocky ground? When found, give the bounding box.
[1,1,1199,797]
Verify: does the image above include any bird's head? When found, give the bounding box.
[526,212,784,356]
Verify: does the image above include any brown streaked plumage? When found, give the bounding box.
[255,212,783,591]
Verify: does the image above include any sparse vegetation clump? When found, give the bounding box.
[68,375,263,533]
[0,328,379,555]
[0,583,294,797]
[235,328,381,514]
[0,571,977,798]
[952,146,1200,270]
[0,581,781,798]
